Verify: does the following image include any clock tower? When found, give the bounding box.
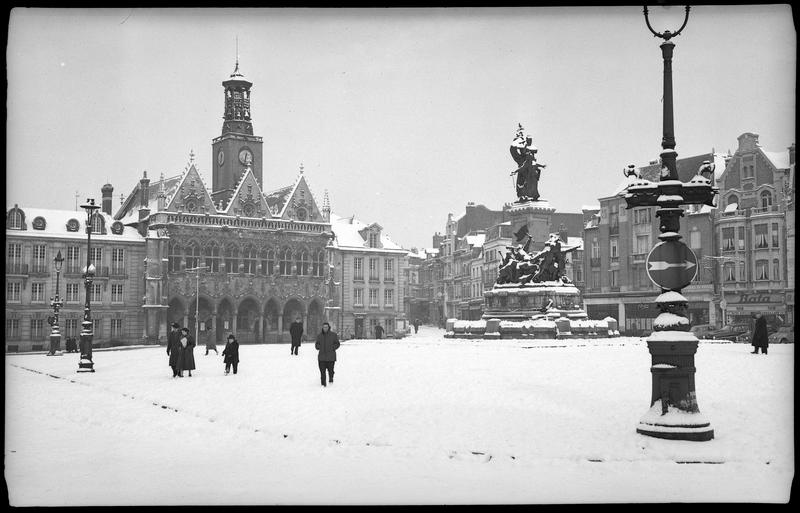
[211,58,264,208]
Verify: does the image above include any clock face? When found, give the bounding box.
[239,148,253,165]
[217,150,224,165]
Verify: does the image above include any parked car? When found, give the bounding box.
[690,324,715,339]
[768,326,794,344]
[706,324,749,342]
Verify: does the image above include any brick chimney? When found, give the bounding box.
[139,171,150,208]
[101,183,114,215]
[789,143,795,165]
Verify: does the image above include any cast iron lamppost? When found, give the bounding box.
[78,199,100,372]
[47,250,65,356]
[622,5,717,441]
[186,264,209,348]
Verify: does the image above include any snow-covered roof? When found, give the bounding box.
[329,213,405,252]
[464,233,486,248]
[761,150,791,170]
[7,206,144,243]
[581,205,601,212]
[566,236,583,250]
[116,173,184,224]
[264,184,293,216]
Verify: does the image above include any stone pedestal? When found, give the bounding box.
[503,200,555,253]
[483,282,587,321]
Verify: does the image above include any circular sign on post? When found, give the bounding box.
[646,240,698,291]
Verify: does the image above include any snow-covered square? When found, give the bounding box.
[4,327,793,505]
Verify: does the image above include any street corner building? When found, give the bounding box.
[6,60,338,351]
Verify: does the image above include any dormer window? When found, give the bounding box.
[369,233,379,248]
[7,207,25,230]
[760,190,773,208]
[90,213,104,234]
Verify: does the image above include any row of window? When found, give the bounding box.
[723,259,781,282]
[7,244,126,274]
[721,223,780,251]
[169,244,326,277]
[725,191,775,210]
[6,317,124,340]
[6,281,125,303]
[352,288,395,308]
[352,257,396,282]
[7,209,106,233]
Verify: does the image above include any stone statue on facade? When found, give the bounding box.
[509,124,546,202]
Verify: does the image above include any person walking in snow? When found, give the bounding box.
[750,313,769,355]
[222,333,240,375]
[289,316,303,355]
[178,327,196,377]
[413,319,420,334]
[315,322,340,387]
[205,333,218,356]
[167,322,182,378]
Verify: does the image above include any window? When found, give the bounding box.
[633,266,650,289]
[184,242,200,270]
[30,319,46,340]
[727,195,739,208]
[32,244,47,273]
[31,282,45,302]
[111,318,123,338]
[353,288,363,307]
[205,243,220,273]
[7,282,21,302]
[737,227,745,250]
[90,283,103,302]
[8,243,22,268]
[772,223,779,248]
[591,270,600,289]
[609,239,618,260]
[65,246,81,273]
[354,257,364,280]
[722,227,735,251]
[369,288,379,307]
[754,224,769,249]
[8,209,23,229]
[6,318,20,339]
[168,242,183,272]
[90,212,103,234]
[633,208,651,225]
[384,259,394,282]
[369,233,379,248]
[369,258,379,280]
[609,204,619,233]
[761,191,773,208]
[575,264,583,283]
[755,260,769,281]
[112,248,125,274]
[743,164,754,179]
[296,250,309,276]
[689,229,701,249]
[609,270,619,288]
[773,259,780,281]
[65,319,79,337]
[226,245,241,274]
[90,247,103,267]
[260,248,273,276]
[66,283,80,303]
[384,289,394,307]
[635,235,650,254]
[738,261,746,282]
[591,239,600,259]
[242,245,257,274]
[111,284,124,303]
[313,250,325,277]
[278,249,291,275]
[93,318,102,337]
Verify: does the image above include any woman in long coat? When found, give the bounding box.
[750,313,769,355]
[315,322,340,387]
[179,328,197,376]
[167,322,182,378]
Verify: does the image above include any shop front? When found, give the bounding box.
[723,291,789,330]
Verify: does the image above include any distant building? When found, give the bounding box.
[328,214,408,339]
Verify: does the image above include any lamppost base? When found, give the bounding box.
[636,401,714,441]
[636,423,715,442]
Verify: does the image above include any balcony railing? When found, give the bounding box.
[589,257,601,268]
[751,205,780,215]
[6,263,29,275]
[630,253,647,264]
[721,209,746,218]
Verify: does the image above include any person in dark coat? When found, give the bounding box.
[289,316,303,355]
[222,333,240,375]
[178,327,196,377]
[167,322,182,378]
[374,323,384,339]
[205,333,218,355]
[413,319,420,334]
[315,322,340,387]
[750,313,769,354]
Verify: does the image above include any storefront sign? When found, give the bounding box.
[727,293,784,304]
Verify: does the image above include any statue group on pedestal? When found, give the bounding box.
[496,229,577,286]
[510,124,546,202]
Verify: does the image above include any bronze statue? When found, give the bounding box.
[509,124,546,202]
[496,232,578,285]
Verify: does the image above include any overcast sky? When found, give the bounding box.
[6,6,796,250]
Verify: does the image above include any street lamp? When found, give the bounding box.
[78,199,100,372]
[186,265,209,348]
[623,6,717,441]
[47,250,65,356]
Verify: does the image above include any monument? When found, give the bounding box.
[446,125,619,339]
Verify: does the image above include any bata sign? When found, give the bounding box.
[728,293,784,304]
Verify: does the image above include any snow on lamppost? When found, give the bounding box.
[622,5,717,441]
[78,199,100,373]
[47,250,65,356]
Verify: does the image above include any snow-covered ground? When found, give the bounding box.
[5,326,794,505]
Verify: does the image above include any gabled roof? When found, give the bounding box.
[270,174,324,222]
[165,164,216,214]
[330,213,404,252]
[761,150,791,170]
[115,173,183,222]
[223,166,272,218]
[264,184,293,216]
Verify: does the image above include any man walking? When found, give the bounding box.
[315,322,340,387]
[750,313,769,355]
[289,316,303,355]
[167,322,181,378]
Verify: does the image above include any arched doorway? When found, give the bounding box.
[217,298,234,344]
[282,298,305,344]
[237,297,260,344]
[188,296,214,347]
[307,299,324,337]
[264,299,280,344]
